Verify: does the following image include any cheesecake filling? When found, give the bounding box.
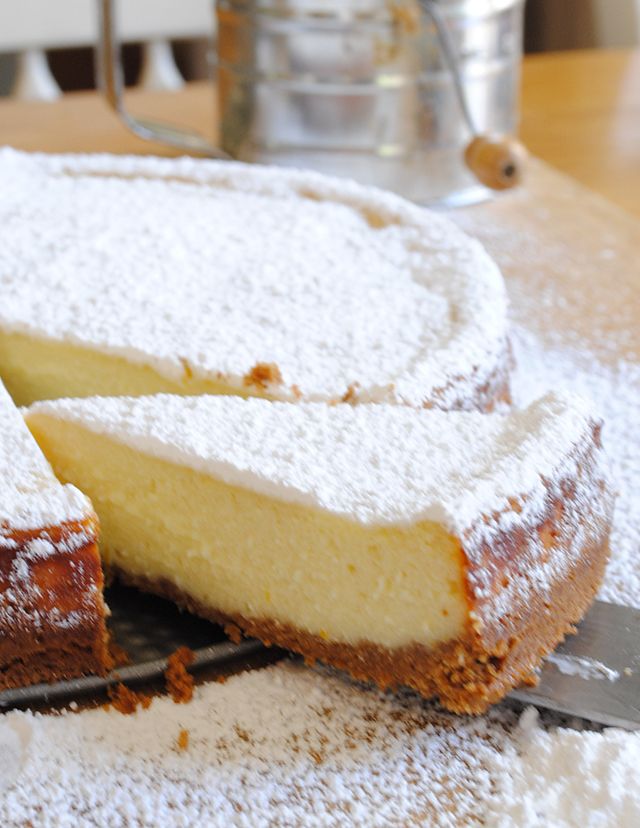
[0,330,269,407]
[27,414,468,650]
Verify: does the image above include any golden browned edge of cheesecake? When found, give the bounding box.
[338,338,512,412]
[109,421,612,714]
[421,337,513,414]
[0,517,111,691]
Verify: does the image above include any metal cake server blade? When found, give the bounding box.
[509,600,640,730]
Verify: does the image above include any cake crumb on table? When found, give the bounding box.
[106,683,152,715]
[165,646,195,704]
[176,729,189,751]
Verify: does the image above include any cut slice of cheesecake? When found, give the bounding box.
[0,379,109,690]
[25,392,613,712]
[0,150,509,412]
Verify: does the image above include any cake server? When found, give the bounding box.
[509,600,640,730]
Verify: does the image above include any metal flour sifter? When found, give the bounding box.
[98,0,527,205]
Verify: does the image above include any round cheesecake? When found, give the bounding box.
[0,151,614,712]
[0,149,510,410]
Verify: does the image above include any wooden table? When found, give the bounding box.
[0,49,639,215]
[520,49,640,216]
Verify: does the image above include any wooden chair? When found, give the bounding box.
[0,0,211,100]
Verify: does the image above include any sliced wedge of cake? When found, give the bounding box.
[0,379,109,690]
[25,393,613,712]
[0,149,509,411]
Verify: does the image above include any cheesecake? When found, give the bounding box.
[0,379,109,690]
[25,392,613,712]
[0,149,510,412]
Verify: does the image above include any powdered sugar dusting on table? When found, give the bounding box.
[0,149,507,408]
[0,662,520,827]
[489,707,640,826]
[2,665,639,827]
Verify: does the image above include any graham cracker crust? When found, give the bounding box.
[0,634,108,691]
[0,520,110,691]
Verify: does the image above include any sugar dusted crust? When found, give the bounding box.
[110,422,613,713]
[0,517,110,690]
[421,337,513,413]
[337,336,513,411]
[243,362,284,391]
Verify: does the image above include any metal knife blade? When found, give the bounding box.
[509,600,640,730]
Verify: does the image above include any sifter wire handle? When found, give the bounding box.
[96,0,228,158]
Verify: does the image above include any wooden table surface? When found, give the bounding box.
[520,49,640,216]
[0,48,639,216]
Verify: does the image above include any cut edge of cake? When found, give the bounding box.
[0,379,110,691]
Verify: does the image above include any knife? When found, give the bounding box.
[509,600,640,730]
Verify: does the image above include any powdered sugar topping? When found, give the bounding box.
[0,381,90,532]
[29,391,599,532]
[0,149,508,407]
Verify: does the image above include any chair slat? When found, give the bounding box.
[139,40,184,92]
[591,0,640,47]
[10,49,61,102]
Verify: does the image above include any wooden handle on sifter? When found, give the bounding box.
[464,135,528,191]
